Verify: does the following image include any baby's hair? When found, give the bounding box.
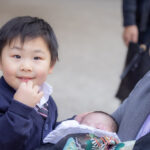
[0,16,58,66]
[92,111,118,132]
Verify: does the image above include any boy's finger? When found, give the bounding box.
[27,80,33,88]
[19,82,26,89]
[34,85,40,93]
[38,91,43,99]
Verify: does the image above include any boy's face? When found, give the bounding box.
[0,37,53,90]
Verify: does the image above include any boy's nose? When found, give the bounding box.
[20,63,32,72]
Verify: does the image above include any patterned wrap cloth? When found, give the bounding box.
[63,133,135,150]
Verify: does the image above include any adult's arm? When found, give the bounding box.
[122,0,138,46]
[112,71,150,141]
[123,0,137,26]
[112,96,130,126]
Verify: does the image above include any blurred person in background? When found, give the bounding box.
[116,0,150,102]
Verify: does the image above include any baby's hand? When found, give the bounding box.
[75,112,92,123]
[14,81,43,107]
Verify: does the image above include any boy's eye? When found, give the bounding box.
[13,55,21,59]
[34,57,41,60]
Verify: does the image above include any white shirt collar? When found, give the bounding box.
[36,82,53,108]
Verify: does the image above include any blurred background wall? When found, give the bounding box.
[0,0,126,120]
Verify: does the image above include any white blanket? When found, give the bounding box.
[43,120,120,144]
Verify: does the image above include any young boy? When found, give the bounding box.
[0,16,59,150]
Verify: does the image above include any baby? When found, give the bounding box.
[80,111,118,132]
[37,111,135,150]
[39,111,119,150]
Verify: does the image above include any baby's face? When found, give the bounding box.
[81,113,113,132]
[0,37,53,90]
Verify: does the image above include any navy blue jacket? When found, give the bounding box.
[123,0,150,32]
[0,76,58,150]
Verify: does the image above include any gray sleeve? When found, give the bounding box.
[112,97,129,125]
[112,70,150,126]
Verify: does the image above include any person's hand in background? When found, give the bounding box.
[123,25,139,46]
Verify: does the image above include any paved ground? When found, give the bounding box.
[0,0,126,120]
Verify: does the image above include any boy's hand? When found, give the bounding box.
[14,81,43,107]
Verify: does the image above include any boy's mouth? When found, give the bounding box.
[17,77,34,82]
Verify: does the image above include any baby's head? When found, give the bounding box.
[80,111,118,132]
[0,16,58,90]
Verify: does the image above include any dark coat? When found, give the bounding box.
[133,132,150,150]
[0,76,58,150]
[123,0,150,32]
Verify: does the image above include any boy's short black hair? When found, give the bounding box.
[0,16,58,66]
